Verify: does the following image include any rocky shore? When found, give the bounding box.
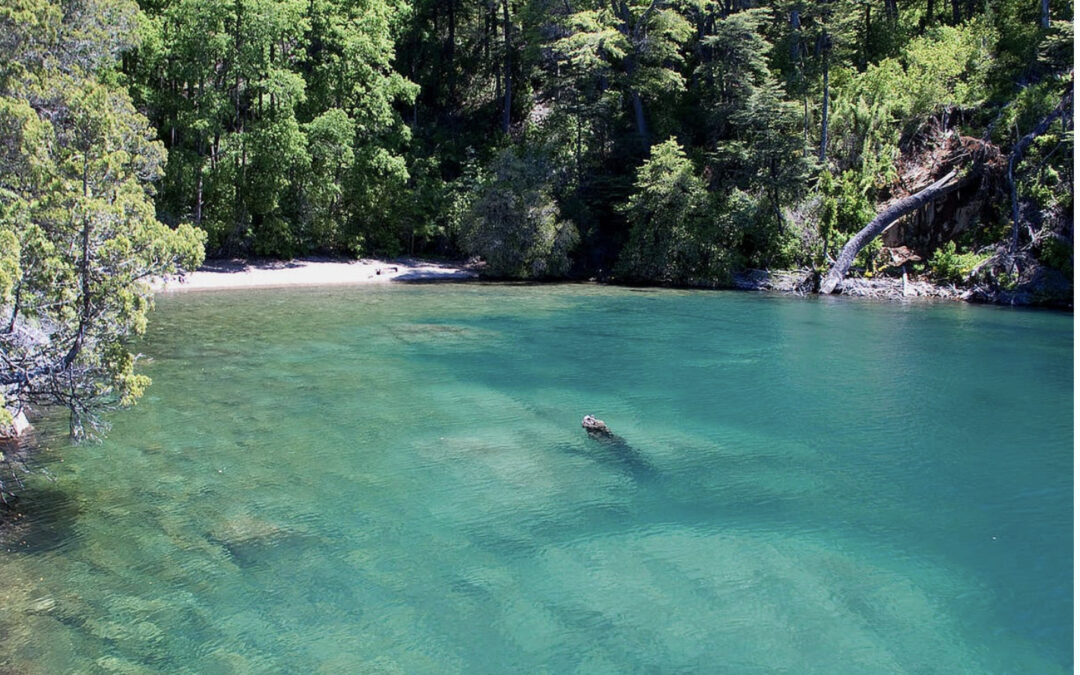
[732,267,1072,309]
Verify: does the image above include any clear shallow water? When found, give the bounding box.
[1,284,1072,673]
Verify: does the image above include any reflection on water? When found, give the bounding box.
[9,487,82,555]
[0,284,1072,673]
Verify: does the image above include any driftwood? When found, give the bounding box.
[820,169,962,294]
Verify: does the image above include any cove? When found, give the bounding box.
[1,284,1072,672]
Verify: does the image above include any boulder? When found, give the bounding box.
[0,409,31,439]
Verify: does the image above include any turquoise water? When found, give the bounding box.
[1,284,1072,673]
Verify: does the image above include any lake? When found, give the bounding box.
[1,284,1072,672]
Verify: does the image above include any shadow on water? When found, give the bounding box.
[578,430,657,482]
[1,486,82,554]
[394,273,475,283]
[0,435,84,554]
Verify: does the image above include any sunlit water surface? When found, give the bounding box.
[1,284,1072,673]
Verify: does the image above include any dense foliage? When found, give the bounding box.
[109,0,1072,288]
[456,148,578,278]
[123,0,417,257]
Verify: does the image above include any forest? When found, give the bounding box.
[112,0,1073,288]
[0,0,1075,430]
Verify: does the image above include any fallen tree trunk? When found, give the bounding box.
[820,169,961,294]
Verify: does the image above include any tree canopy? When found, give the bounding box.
[101,0,1072,290]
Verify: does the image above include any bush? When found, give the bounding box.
[252,216,299,259]
[902,22,996,121]
[1036,236,1073,276]
[928,241,989,283]
[818,170,876,249]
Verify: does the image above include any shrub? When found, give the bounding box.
[902,22,996,121]
[928,241,989,283]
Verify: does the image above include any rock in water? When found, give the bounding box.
[0,409,31,439]
[582,415,611,435]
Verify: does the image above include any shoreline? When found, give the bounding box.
[152,258,1070,309]
[732,268,1072,310]
[153,257,478,292]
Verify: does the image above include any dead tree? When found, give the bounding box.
[819,85,1071,295]
[1008,81,1073,257]
[820,169,962,294]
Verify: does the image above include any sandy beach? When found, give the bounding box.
[153,258,477,292]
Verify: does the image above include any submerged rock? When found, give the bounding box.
[582,415,611,435]
[206,514,293,567]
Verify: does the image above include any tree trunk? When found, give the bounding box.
[631,89,649,150]
[819,45,829,163]
[67,156,94,370]
[802,94,809,156]
[484,0,491,61]
[926,0,934,25]
[951,0,961,24]
[1008,83,1072,256]
[492,0,500,108]
[195,79,205,226]
[820,170,961,294]
[862,4,871,68]
[447,0,457,101]
[789,10,801,63]
[1040,0,1050,28]
[501,0,511,134]
[195,170,203,226]
[885,0,898,22]
[1008,157,1019,256]
[575,108,583,184]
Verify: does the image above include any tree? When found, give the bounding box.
[458,148,579,278]
[294,108,355,249]
[125,0,418,257]
[698,10,812,262]
[49,0,1068,298]
[616,138,732,284]
[555,0,693,151]
[1,0,205,437]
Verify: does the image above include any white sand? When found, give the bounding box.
[153,258,476,292]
